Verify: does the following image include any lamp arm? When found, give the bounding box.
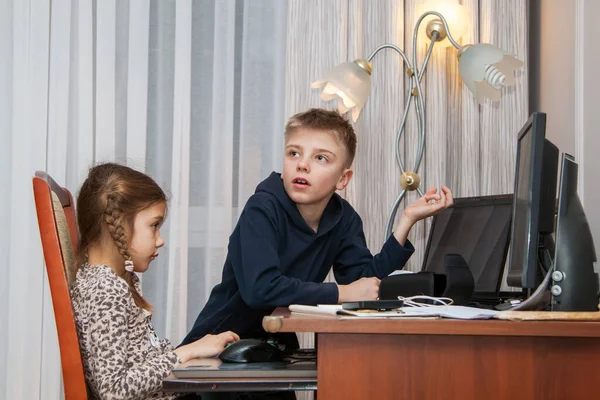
[413,11,461,51]
[418,30,439,81]
[366,44,411,65]
[413,31,438,181]
[362,29,441,242]
[365,38,439,242]
[366,45,413,175]
[385,189,407,242]
[382,35,437,241]
[411,13,457,175]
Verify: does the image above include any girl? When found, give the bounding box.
[70,163,239,400]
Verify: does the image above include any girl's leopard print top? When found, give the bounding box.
[71,264,183,400]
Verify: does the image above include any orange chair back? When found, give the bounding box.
[33,171,87,400]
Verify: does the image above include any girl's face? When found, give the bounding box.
[128,202,166,273]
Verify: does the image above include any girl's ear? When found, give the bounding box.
[336,168,353,191]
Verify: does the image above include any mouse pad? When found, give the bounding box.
[172,358,316,379]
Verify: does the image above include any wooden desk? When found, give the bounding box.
[263,308,600,400]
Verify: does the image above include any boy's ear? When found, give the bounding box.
[336,168,353,191]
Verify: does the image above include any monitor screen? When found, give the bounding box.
[422,195,513,296]
[507,119,535,287]
[506,112,559,289]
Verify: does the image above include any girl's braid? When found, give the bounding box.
[104,193,131,261]
[103,192,150,309]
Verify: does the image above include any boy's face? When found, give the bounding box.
[282,128,353,208]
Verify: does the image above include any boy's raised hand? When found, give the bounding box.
[393,186,454,246]
[403,186,454,223]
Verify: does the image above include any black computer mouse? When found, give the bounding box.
[217,339,287,363]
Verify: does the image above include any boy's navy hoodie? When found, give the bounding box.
[181,172,414,345]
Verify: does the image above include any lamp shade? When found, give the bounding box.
[458,43,524,104]
[311,60,372,122]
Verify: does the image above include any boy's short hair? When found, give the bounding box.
[284,108,357,168]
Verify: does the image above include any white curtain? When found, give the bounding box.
[0,0,527,399]
[0,0,287,398]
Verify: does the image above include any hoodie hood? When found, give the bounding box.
[255,172,344,236]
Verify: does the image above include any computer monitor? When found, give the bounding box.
[550,154,599,311]
[506,112,559,290]
[422,194,513,300]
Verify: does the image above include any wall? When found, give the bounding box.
[581,0,600,262]
[529,0,575,155]
[529,0,600,263]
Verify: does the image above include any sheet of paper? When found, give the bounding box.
[402,305,499,320]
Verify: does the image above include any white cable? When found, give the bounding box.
[398,295,454,308]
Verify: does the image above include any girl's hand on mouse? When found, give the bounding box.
[174,331,240,362]
[195,331,240,359]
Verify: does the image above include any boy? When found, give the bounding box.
[182,108,453,345]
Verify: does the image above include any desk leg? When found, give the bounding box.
[314,333,317,400]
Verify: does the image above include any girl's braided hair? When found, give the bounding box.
[76,163,167,311]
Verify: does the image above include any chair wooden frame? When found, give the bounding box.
[33,171,87,400]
